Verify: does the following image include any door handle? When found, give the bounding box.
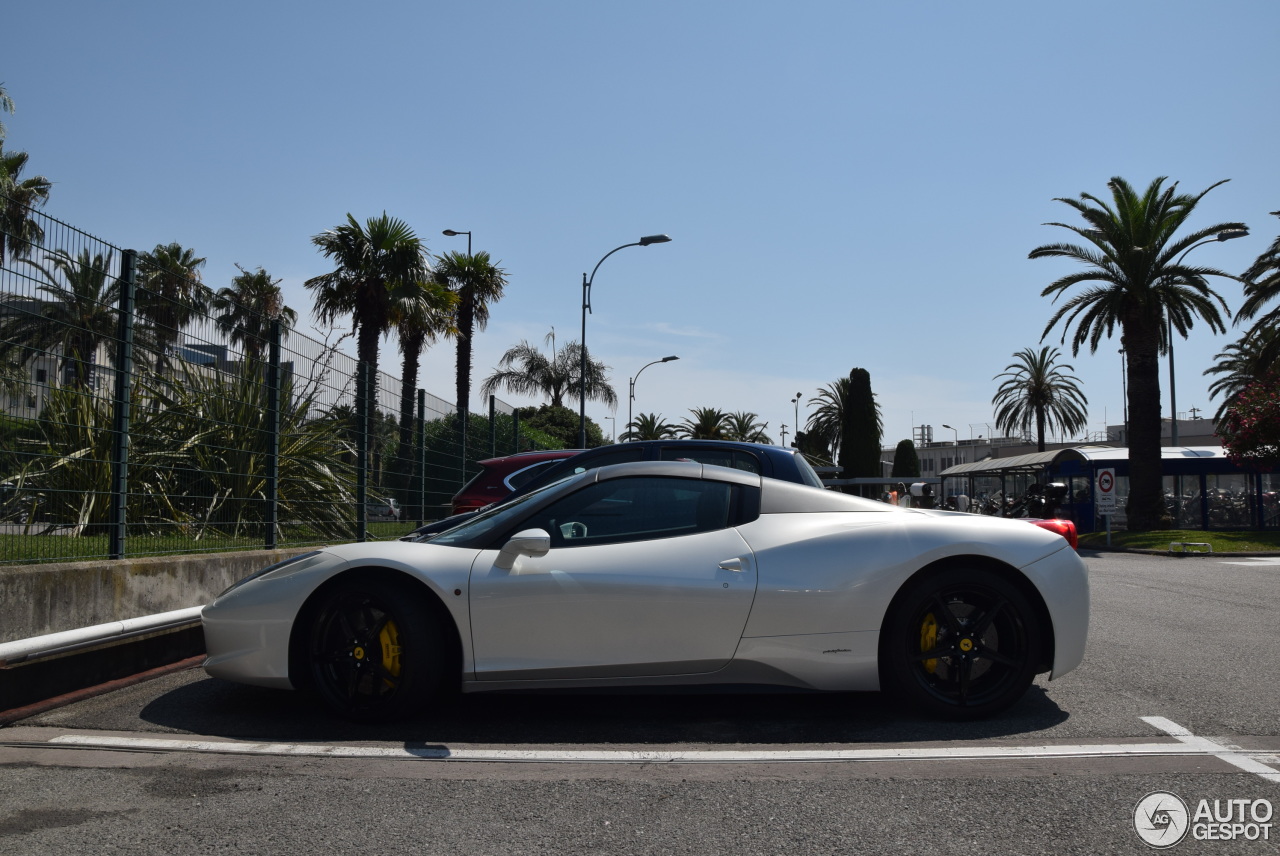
[718,558,744,573]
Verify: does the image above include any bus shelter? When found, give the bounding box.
[941,446,1279,533]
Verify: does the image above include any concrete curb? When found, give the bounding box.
[1078,545,1279,557]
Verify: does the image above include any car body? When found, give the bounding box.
[204,460,1089,721]
[450,450,580,514]
[407,439,827,538]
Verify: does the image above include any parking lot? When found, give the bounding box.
[1,550,1277,854]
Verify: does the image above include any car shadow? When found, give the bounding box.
[138,675,1069,745]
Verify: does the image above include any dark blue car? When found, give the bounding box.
[407,439,825,539]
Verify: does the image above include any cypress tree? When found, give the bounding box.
[891,439,920,478]
[837,368,882,496]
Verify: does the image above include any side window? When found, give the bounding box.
[527,477,737,548]
[659,447,762,474]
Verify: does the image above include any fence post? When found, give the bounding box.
[264,318,282,550]
[108,250,137,560]
[416,388,426,527]
[356,360,369,543]
[489,395,496,458]
[512,408,521,452]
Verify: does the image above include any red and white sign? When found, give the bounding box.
[1096,468,1117,514]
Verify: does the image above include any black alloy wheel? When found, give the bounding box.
[307,578,444,721]
[883,567,1042,719]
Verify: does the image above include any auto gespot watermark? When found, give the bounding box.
[1134,791,1274,848]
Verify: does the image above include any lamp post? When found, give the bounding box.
[628,355,679,442]
[1117,347,1128,444]
[791,392,802,446]
[1166,229,1249,445]
[579,235,672,448]
[442,229,471,256]
[942,423,960,468]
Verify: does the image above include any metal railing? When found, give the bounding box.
[1,198,541,565]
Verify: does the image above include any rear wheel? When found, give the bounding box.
[882,567,1041,719]
[306,578,445,721]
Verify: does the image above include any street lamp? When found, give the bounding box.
[942,423,960,467]
[442,229,471,255]
[628,355,679,442]
[791,392,802,445]
[579,235,672,448]
[1166,229,1249,445]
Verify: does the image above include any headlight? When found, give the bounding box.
[218,550,325,597]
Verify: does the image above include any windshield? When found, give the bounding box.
[429,474,584,546]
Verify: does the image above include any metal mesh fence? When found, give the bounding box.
[0,197,543,565]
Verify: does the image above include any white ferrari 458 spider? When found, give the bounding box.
[203,461,1089,720]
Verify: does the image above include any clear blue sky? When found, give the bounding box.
[7,0,1277,447]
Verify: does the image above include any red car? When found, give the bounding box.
[451,450,580,514]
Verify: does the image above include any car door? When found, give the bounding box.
[468,475,757,681]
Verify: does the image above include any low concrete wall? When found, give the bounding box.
[0,548,317,644]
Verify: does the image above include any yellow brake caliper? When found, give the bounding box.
[920,613,938,673]
[379,619,403,686]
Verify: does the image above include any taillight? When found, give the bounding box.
[1031,518,1078,550]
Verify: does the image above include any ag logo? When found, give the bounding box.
[1134,791,1190,848]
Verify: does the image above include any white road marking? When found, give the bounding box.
[40,728,1280,776]
[1142,716,1280,784]
[1219,558,1280,566]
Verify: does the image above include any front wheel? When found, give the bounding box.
[881,567,1042,719]
[306,578,446,722]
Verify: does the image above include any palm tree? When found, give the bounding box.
[679,407,730,439]
[305,212,431,437]
[991,346,1088,452]
[1032,176,1244,530]
[804,377,879,462]
[725,411,772,444]
[480,337,617,410]
[137,242,211,375]
[0,143,52,265]
[0,81,13,139]
[432,250,508,420]
[0,249,119,389]
[622,412,677,441]
[1235,210,1280,367]
[391,278,457,494]
[1203,328,1280,423]
[211,265,298,362]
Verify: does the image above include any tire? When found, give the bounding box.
[306,578,446,722]
[881,567,1042,719]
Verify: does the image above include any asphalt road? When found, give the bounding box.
[1,551,1277,855]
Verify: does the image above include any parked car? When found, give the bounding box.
[451,450,580,515]
[407,439,826,538]
[204,459,1089,722]
[365,497,400,521]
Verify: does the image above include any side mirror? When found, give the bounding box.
[494,528,551,570]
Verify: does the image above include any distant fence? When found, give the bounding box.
[0,198,541,565]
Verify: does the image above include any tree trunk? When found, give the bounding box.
[1123,319,1168,531]
[455,296,475,420]
[394,334,423,502]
